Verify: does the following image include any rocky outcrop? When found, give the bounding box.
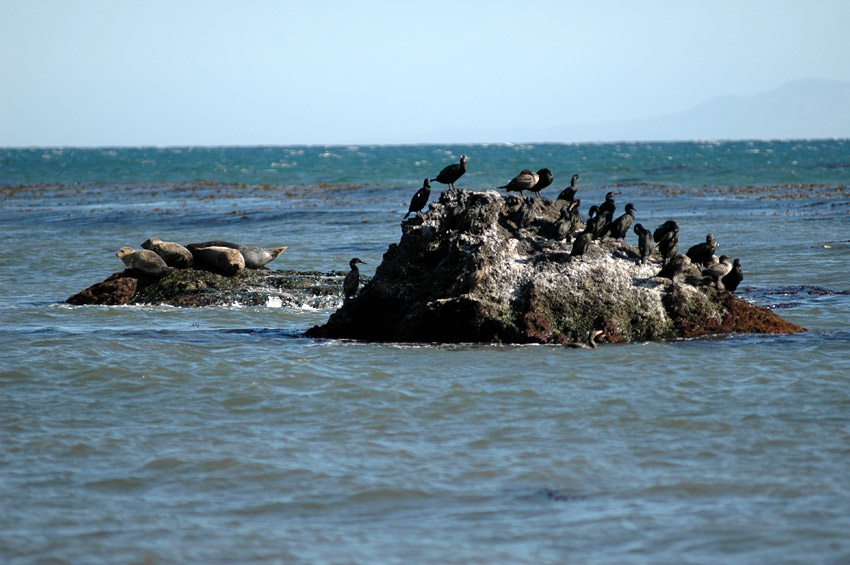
[305,189,804,344]
[67,268,351,309]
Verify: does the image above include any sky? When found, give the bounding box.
[2,0,849,146]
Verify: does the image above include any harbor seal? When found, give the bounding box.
[187,240,287,269]
[187,245,246,276]
[116,246,175,277]
[141,237,193,269]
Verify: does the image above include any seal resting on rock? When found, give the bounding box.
[187,245,246,276]
[141,237,193,269]
[187,240,287,269]
[116,246,175,278]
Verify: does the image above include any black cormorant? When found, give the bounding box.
[686,233,718,267]
[552,206,572,242]
[557,174,580,201]
[343,258,366,300]
[403,178,431,219]
[571,230,593,259]
[533,168,553,197]
[458,200,483,233]
[516,197,535,229]
[657,253,689,281]
[633,223,654,264]
[566,329,603,349]
[654,220,679,266]
[608,203,636,240]
[431,155,468,190]
[568,198,583,231]
[721,258,743,292]
[586,205,611,240]
[702,255,732,289]
[599,191,617,217]
[499,169,539,196]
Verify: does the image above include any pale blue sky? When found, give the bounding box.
[2,0,849,146]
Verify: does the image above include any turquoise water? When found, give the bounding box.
[2,141,850,563]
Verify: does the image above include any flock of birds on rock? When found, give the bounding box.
[385,154,745,304]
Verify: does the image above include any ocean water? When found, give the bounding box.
[2,141,850,563]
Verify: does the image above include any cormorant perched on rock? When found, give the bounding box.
[686,233,718,267]
[633,223,654,264]
[552,206,572,242]
[566,329,604,349]
[533,168,553,197]
[571,230,593,259]
[499,169,539,196]
[721,258,743,292]
[608,203,636,240]
[702,255,732,289]
[599,191,617,217]
[657,253,689,281]
[343,258,366,300]
[586,205,612,240]
[568,198,584,231]
[431,155,468,190]
[515,197,536,229]
[457,200,483,233]
[557,174,580,201]
[403,178,431,219]
[654,220,679,266]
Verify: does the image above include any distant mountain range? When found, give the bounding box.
[442,79,850,143]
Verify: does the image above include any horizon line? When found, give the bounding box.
[3,136,849,150]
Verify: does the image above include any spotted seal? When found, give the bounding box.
[187,240,287,269]
[186,245,246,276]
[116,246,175,277]
[141,237,193,269]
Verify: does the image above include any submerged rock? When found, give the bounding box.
[306,189,804,344]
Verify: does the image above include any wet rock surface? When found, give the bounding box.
[306,189,805,344]
[67,267,351,309]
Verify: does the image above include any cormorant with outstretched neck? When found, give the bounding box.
[343,258,366,301]
[557,174,580,201]
[499,169,539,196]
[608,203,636,240]
[571,230,593,259]
[633,223,654,264]
[533,168,553,197]
[654,220,679,266]
[431,155,468,190]
[568,198,584,231]
[403,178,431,219]
[721,258,743,292]
[686,233,718,267]
[702,255,732,289]
[566,329,603,349]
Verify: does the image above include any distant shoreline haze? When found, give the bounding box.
[416,79,850,145]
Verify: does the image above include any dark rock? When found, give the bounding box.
[67,268,355,309]
[306,189,805,344]
[67,272,139,305]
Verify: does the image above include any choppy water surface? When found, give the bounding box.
[2,141,850,563]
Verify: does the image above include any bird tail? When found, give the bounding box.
[403,211,411,219]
